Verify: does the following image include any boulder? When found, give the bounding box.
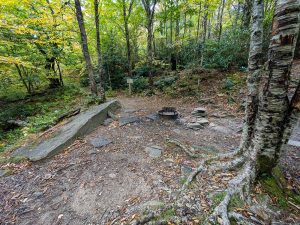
[12,100,121,161]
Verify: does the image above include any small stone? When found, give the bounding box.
[187,122,202,130]
[108,173,117,178]
[0,169,10,178]
[173,129,181,134]
[191,107,207,117]
[196,118,209,125]
[145,145,163,158]
[181,165,193,176]
[89,137,112,148]
[119,116,139,126]
[103,118,113,126]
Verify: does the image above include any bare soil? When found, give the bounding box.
[1,61,300,225]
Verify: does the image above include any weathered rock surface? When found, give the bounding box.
[12,100,121,161]
[119,116,139,126]
[144,145,163,158]
[187,118,209,130]
[146,113,160,121]
[89,137,112,148]
[181,165,193,176]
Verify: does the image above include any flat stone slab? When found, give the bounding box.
[146,113,160,121]
[191,107,207,117]
[12,100,121,161]
[89,137,112,148]
[119,116,139,126]
[145,145,163,158]
[288,140,300,147]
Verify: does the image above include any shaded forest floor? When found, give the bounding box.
[0,62,299,225]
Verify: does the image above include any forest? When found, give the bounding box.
[0,0,300,224]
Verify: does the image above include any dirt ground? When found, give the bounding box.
[0,93,299,225]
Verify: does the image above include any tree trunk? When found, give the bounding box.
[218,0,225,41]
[239,0,264,153]
[141,0,157,93]
[94,0,105,101]
[253,0,300,174]
[75,0,97,96]
[122,0,134,77]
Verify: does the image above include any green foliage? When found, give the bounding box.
[204,28,250,70]
[0,85,89,153]
[132,76,149,93]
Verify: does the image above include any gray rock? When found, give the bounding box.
[108,173,117,178]
[191,107,207,117]
[187,122,202,130]
[288,140,300,147]
[108,111,118,120]
[119,116,139,126]
[89,137,112,148]
[181,165,193,176]
[103,118,113,126]
[12,100,121,161]
[196,118,209,125]
[145,145,163,158]
[146,113,160,121]
[0,169,10,178]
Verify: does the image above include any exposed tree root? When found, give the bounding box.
[166,138,199,158]
[181,148,244,191]
[207,162,253,225]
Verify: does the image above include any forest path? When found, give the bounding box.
[0,92,299,224]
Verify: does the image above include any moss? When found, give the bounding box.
[211,192,226,209]
[160,208,176,220]
[260,175,288,209]
[228,193,245,211]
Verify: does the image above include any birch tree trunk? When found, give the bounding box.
[94,0,105,101]
[239,0,264,153]
[75,0,97,96]
[253,0,300,173]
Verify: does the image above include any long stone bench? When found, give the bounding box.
[12,100,121,161]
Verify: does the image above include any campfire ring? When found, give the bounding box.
[158,107,178,119]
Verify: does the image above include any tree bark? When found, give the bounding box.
[218,0,225,41]
[250,0,300,174]
[122,0,134,76]
[239,0,264,153]
[75,0,97,96]
[94,0,106,101]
